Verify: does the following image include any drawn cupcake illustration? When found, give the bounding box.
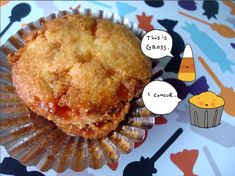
[189,91,224,128]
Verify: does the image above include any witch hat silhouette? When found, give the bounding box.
[123,128,183,176]
[158,19,185,73]
[144,0,164,8]
[178,0,197,11]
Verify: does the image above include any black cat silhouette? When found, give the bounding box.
[202,0,219,19]
[158,19,185,73]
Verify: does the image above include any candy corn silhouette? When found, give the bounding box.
[178,44,196,82]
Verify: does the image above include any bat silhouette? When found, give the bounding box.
[164,76,209,100]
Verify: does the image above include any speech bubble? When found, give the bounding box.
[141,29,173,59]
[142,81,181,114]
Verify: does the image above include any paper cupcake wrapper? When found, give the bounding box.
[189,103,224,128]
[0,9,161,172]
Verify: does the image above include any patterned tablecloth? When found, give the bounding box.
[1,1,235,176]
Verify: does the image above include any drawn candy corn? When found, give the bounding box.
[178,44,196,82]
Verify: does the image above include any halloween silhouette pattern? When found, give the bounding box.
[0,0,9,6]
[202,0,219,19]
[107,129,148,171]
[136,12,154,32]
[176,103,190,124]
[56,169,94,176]
[0,157,45,176]
[170,149,199,176]
[107,139,150,171]
[180,11,235,38]
[164,76,209,100]
[198,56,235,117]
[134,129,148,149]
[178,0,197,11]
[107,162,119,171]
[155,115,168,125]
[203,147,222,176]
[223,0,235,16]
[183,23,235,73]
[158,56,178,79]
[134,115,168,149]
[225,17,235,28]
[107,115,167,171]
[231,42,235,49]
[158,19,185,73]
[69,5,81,11]
[0,3,31,37]
[191,120,235,148]
[116,2,136,17]
[88,1,112,9]
[1,1,235,176]
[123,128,183,176]
[144,0,164,8]
[35,1,58,15]
[150,70,164,81]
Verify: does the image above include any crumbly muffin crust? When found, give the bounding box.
[9,14,151,138]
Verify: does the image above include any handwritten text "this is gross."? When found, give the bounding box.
[141,29,173,59]
[146,35,168,51]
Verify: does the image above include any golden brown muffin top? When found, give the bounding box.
[9,14,151,127]
[189,91,224,108]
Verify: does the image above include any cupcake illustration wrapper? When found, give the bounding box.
[0,9,160,172]
[189,102,224,128]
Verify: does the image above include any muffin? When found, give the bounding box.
[8,14,151,139]
[189,91,224,128]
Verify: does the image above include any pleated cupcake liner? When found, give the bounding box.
[189,102,223,128]
[0,8,162,172]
